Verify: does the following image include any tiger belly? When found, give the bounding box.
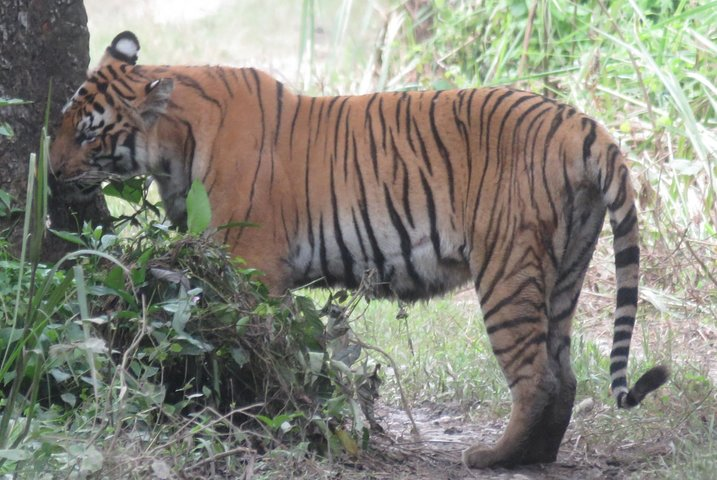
[286,227,471,300]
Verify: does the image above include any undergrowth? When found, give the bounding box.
[0,143,381,477]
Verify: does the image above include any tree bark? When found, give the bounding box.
[0,0,111,262]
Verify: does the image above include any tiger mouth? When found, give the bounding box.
[52,181,103,203]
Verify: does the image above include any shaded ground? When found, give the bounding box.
[328,401,672,480]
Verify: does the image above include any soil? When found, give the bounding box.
[329,401,671,480]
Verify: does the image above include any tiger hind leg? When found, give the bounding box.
[515,305,577,465]
[463,276,559,468]
[509,201,605,465]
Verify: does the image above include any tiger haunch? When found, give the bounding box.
[50,31,668,468]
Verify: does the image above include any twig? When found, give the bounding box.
[106,295,150,452]
[183,446,256,473]
[148,403,266,456]
[518,0,539,83]
[352,336,420,437]
[684,239,717,291]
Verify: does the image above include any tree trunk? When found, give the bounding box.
[0,0,111,262]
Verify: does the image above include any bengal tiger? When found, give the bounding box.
[50,31,668,468]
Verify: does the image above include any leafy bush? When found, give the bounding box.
[0,152,379,477]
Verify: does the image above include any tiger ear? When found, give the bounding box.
[98,31,140,67]
[140,78,174,127]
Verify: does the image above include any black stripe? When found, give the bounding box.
[174,73,224,112]
[601,143,620,193]
[333,98,349,176]
[486,315,542,335]
[508,375,530,389]
[413,118,433,175]
[466,89,477,129]
[318,216,335,284]
[608,166,629,211]
[378,97,387,152]
[405,94,416,154]
[611,346,630,358]
[326,95,341,116]
[289,95,302,152]
[581,117,597,166]
[613,330,633,343]
[180,119,196,187]
[107,65,119,80]
[482,276,543,320]
[304,99,317,250]
[330,161,357,288]
[555,335,571,359]
[350,208,368,262]
[616,287,638,307]
[384,184,424,290]
[240,69,254,94]
[343,109,351,182]
[273,81,284,146]
[428,91,455,207]
[395,92,405,134]
[401,161,414,229]
[419,170,441,259]
[452,102,471,201]
[366,113,379,179]
[550,289,581,323]
[615,315,635,328]
[216,68,235,97]
[473,206,505,290]
[281,207,291,248]
[610,360,627,375]
[493,332,546,357]
[241,68,267,219]
[469,88,504,238]
[353,138,386,279]
[615,245,639,269]
[612,206,637,239]
[540,105,565,231]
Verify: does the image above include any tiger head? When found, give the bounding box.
[51,31,174,199]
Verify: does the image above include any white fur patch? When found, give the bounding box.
[115,37,139,59]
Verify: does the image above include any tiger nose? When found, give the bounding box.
[51,162,67,180]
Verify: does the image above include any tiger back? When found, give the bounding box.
[50,31,668,468]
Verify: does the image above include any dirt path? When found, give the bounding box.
[336,402,670,479]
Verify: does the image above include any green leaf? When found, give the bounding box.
[231,347,249,367]
[103,178,145,204]
[257,412,304,431]
[49,229,86,247]
[0,448,31,461]
[79,445,104,473]
[186,180,212,235]
[105,265,125,291]
[0,189,12,210]
[0,97,30,107]
[0,123,14,138]
[60,392,76,407]
[50,369,71,383]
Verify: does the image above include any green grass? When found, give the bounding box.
[348,293,508,409]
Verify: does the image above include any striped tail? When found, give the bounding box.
[601,144,669,408]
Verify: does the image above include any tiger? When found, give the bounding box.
[50,31,668,468]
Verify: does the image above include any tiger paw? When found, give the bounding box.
[462,444,510,469]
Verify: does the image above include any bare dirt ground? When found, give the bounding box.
[326,401,672,480]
